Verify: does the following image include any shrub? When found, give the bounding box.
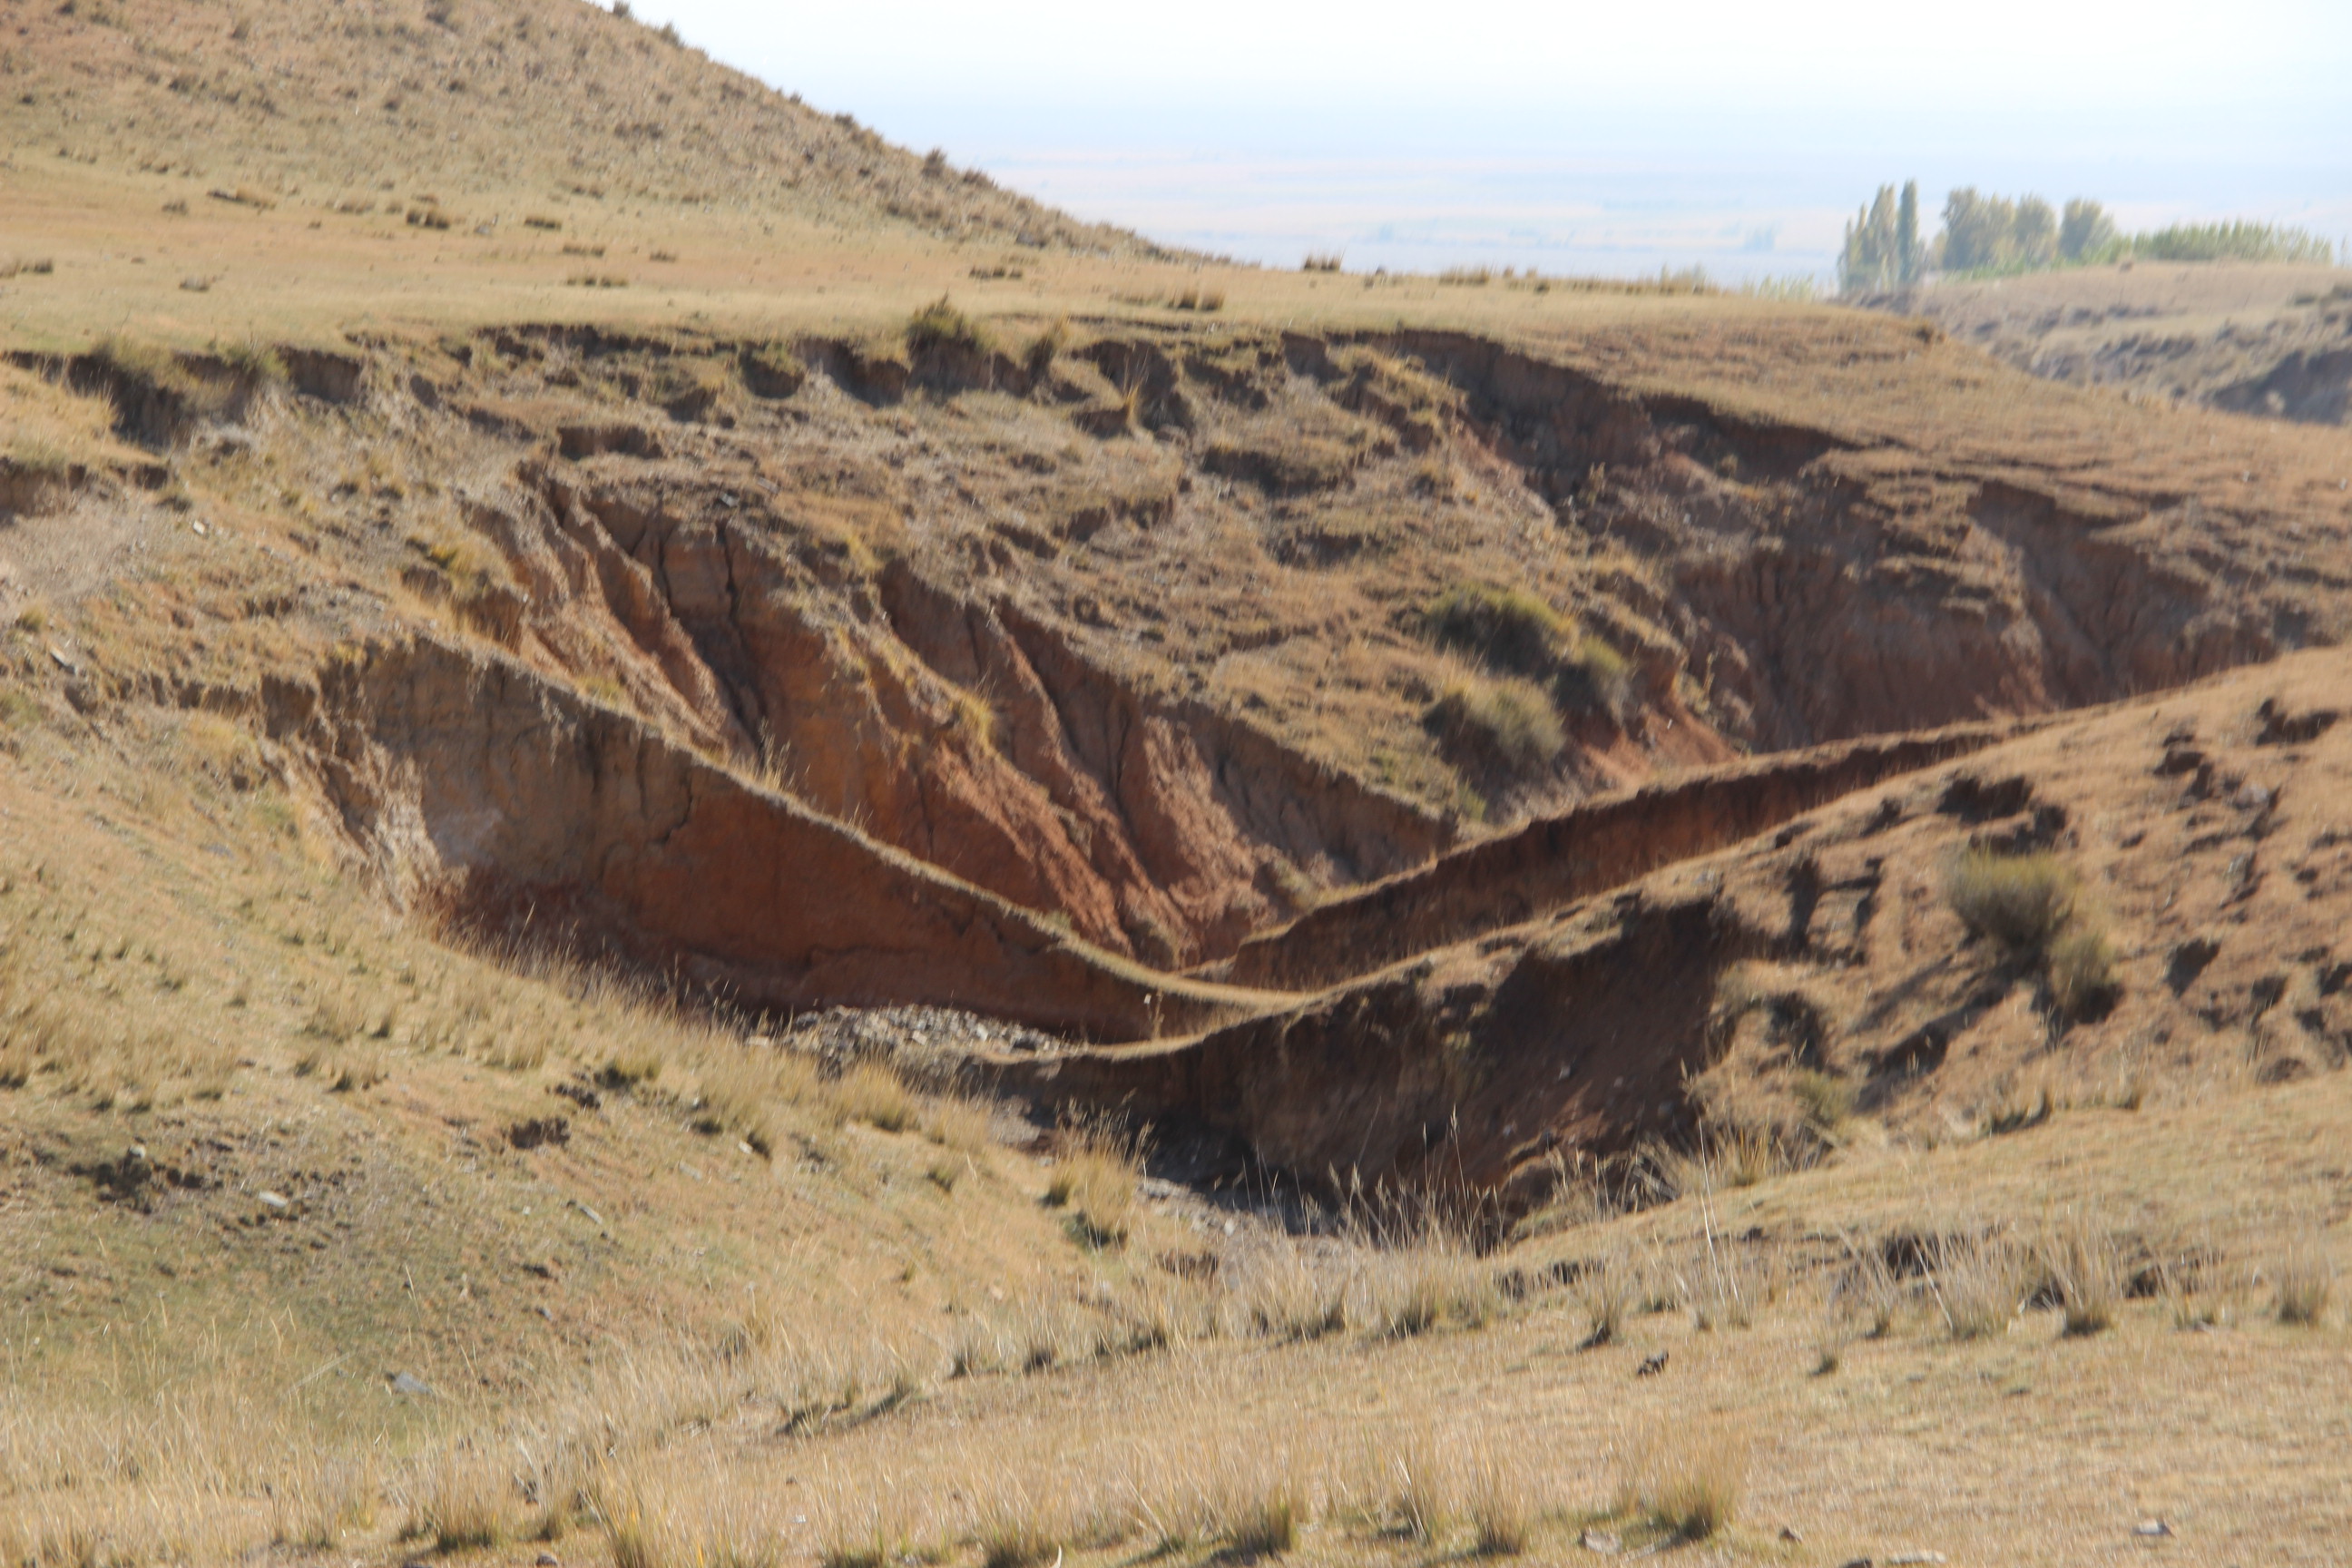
[906,295,990,358]
[1928,1231,2023,1339]
[1616,1424,1748,1542]
[2040,1215,2123,1337]
[1944,848,2077,954]
[2273,1230,2337,1327]
[1420,583,1565,677]
[1426,676,1564,777]
[2048,923,2118,1019]
[1301,252,1343,273]
[1789,1068,1855,1131]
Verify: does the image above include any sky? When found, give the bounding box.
[620,0,2352,280]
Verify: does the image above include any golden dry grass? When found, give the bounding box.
[6,11,2352,1568]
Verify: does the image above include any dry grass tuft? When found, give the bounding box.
[403,1446,515,1552]
[829,1060,916,1132]
[1615,1422,1749,1542]
[2039,1212,2124,1337]
[1230,1246,1350,1342]
[1044,1123,1143,1248]
[1928,1230,2025,1340]
[1945,848,2078,952]
[1464,1442,1536,1555]
[2271,1227,2337,1327]
[1426,674,1564,775]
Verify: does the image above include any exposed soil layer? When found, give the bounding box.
[993,645,2352,1206]
[268,633,1281,1040]
[25,306,2352,1201]
[1216,720,2022,992]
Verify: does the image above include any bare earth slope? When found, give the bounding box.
[5,10,2352,1566]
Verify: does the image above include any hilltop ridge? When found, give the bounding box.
[1,0,1173,257]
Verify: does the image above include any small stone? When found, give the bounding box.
[1779,1525,1804,1544]
[389,1370,434,1397]
[258,1191,290,1214]
[1837,1560,1873,1568]
[2133,1520,2172,1538]
[1580,1529,1622,1555]
[1635,1350,1669,1377]
[535,1553,562,1566]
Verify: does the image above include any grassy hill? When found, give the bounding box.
[4,5,2351,1566]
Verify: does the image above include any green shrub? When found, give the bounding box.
[1426,676,1564,776]
[216,338,287,385]
[738,341,806,399]
[1944,849,2076,953]
[2048,924,2117,1020]
[1022,318,1069,382]
[905,295,991,358]
[1789,1068,1855,1131]
[1555,634,1632,717]
[1421,583,1565,678]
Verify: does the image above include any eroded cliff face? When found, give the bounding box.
[991,648,2352,1209]
[266,633,1278,1040]
[55,311,2348,1205]
[452,454,1450,967]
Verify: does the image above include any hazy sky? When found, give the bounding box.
[622,0,2352,278]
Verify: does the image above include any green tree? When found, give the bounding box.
[1840,182,1907,292]
[2014,196,2059,267]
[2059,199,2118,261]
[1896,181,1922,282]
[1939,187,2021,271]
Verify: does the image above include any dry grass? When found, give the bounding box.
[1425,673,1564,775]
[1927,1230,2026,1340]
[401,1445,516,1552]
[2270,1226,2337,1327]
[2039,1212,2125,1337]
[1044,1123,1143,1249]
[829,1060,916,1132]
[1613,1422,1749,1542]
[1945,848,2079,953]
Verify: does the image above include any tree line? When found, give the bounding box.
[1841,181,2337,292]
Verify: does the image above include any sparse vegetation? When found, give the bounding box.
[5,11,2352,1566]
[1944,848,2120,1019]
[1615,1423,1748,1542]
[1426,674,1565,776]
[1421,583,1565,677]
[2272,1228,2337,1327]
[906,295,991,357]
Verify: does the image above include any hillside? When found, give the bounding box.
[5,6,2352,1567]
[1857,261,2352,426]
[0,0,1168,258]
